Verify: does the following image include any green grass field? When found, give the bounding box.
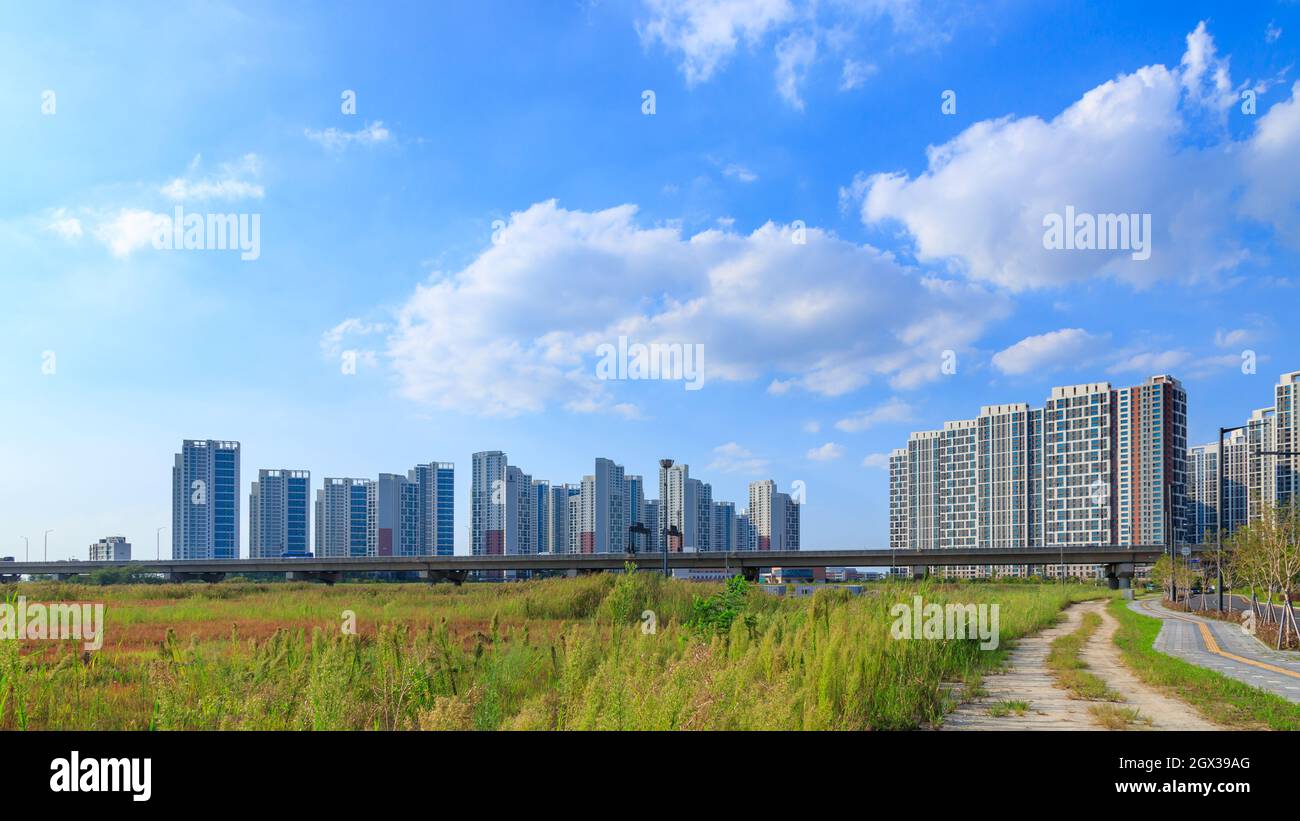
[1109,598,1300,730]
[1,574,1108,730]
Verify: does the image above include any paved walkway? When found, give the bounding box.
[1131,599,1300,702]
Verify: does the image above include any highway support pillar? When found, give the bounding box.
[1103,563,1134,591]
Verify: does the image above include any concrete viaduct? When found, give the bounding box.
[0,545,1182,588]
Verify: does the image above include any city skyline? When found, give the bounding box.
[40,366,1300,563]
[6,5,1300,562]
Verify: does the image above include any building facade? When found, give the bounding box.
[89,536,131,562]
[888,375,1189,579]
[172,439,241,559]
[249,469,311,558]
[315,477,376,558]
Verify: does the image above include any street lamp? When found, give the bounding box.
[43,529,53,561]
[22,536,29,562]
[156,526,167,560]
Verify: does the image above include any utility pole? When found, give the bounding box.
[1215,425,1246,612]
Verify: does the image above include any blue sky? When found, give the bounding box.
[3,0,1299,559]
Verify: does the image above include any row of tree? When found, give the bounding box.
[1155,500,1300,649]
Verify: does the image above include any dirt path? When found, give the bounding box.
[942,600,1098,730]
[1080,601,1218,730]
[943,599,1220,731]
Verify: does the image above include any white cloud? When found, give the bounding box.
[1106,349,1190,375]
[375,199,1006,417]
[45,208,83,241]
[93,209,165,258]
[806,442,844,461]
[774,30,816,109]
[304,121,392,151]
[708,442,769,473]
[722,163,759,182]
[639,0,946,108]
[802,420,820,433]
[160,154,264,201]
[992,328,1106,376]
[320,317,387,361]
[1267,22,1282,44]
[848,22,1300,291]
[1214,327,1255,348]
[839,58,876,90]
[861,452,890,469]
[834,397,913,432]
[638,0,796,86]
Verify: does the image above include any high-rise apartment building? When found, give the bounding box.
[249,469,311,558]
[888,449,909,551]
[1274,371,1300,505]
[532,479,551,555]
[505,465,534,557]
[376,472,421,557]
[736,512,755,552]
[711,501,736,552]
[545,483,578,553]
[747,480,800,551]
[315,477,376,558]
[1187,370,1300,542]
[688,477,712,551]
[643,498,663,553]
[889,375,1189,578]
[1188,431,1248,545]
[409,462,455,556]
[659,459,688,551]
[172,439,241,559]
[471,451,507,558]
[577,457,626,553]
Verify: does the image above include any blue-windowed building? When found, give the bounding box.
[172,439,241,560]
[249,469,312,558]
[409,462,454,556]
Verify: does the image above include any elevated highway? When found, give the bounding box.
[0,545,1182,586]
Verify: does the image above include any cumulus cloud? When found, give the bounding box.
[834,397,913,432]
[847,22,1300,290]
[373,199,1007,417]
[992,328,1106,376]
[708,442,769,473]
[304,121,392,151]
[806,442,844,461]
